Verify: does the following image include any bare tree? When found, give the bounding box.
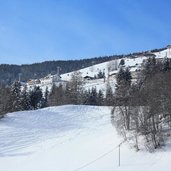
[66,71,84,104]
[111,59,171,151]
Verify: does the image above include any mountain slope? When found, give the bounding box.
[1,45,171,85]
[0,55,119,84]
[28,46,171,95]
[0,105,171,171]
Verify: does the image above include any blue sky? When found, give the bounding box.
[0,0,171,64]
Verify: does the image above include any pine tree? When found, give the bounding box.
[43,87,49,107]
[115,67,132,101]
[143,57,157,75]
[97,70,105,79]
[89,87,98,105]
[21,85,31,110]
[163,57,170,71]
[97,89,104,106]
[119,59,125,66]
[116,67,125,86]
[0,83,10,115]
[10,81,22,112]
[105,83,113,106]
[124,67,132,85]
[29,86,43,109]
[82,89,90,105]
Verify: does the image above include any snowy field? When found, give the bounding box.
[0,105,171,171]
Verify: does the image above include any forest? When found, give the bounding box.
[111,57,171,151]
[0,55,122,85]
[0,47,164,85]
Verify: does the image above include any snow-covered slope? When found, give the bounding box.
[0,105,171,171]
[154,48,171,58]
[60,57,145,81]
[27,46,171,94]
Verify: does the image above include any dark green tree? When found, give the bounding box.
[29,86,43,109]
[10,81,22,112]
[97,89,104,106]
[105,83,113,106]
[43,87,49,107]
[163,57,170,71]
[21,85,31,110]
[119,59,125,66]
[88,87,98,105]
[0,83,10,116]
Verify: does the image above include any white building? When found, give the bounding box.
[40,74,61,85]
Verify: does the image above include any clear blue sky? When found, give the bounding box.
[0,0,171,64]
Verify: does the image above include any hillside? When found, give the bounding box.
[0,105,170,171]
[0,55,120,85]
[0,46,170,85]
[26,45,171,95]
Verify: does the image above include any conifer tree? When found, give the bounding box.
[82,89,90,105]
[10,81,22,112]
[119,59,125,66]
[116,67,132,98]
[43,87,49,107]
[29,86,43,109]
[89,87,98,105]
[0,83,10,115]
[124,67,132,85]
[97,89,104,106]
[163,57,170,71]
[105,83,113,106]
[21,85,31,110]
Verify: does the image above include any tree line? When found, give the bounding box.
[48,71,112,106]
[0,70,114,117]
[111,57,171,151]
[1,46,164,85]
[0,55,122,85]
[0,81,49,117]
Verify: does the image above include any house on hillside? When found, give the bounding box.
[40,74,61,85]
[144,53,156,58]
[83,75,94,81]
[27,79,41,85]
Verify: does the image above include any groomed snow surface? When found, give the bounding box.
[0,105,171,171]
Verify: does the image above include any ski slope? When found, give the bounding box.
[0,105,171,171]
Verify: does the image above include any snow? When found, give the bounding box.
[154,48,171,59]
[0,105,171,171]
[59,57,145,94]
[60,57,145,81]
[60,47,171,82]
[25,47,171,95]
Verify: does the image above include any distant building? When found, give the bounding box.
[40,74,61,85]
[26,72,61,89]
[27,79,40,85]
[83,75,94,80]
